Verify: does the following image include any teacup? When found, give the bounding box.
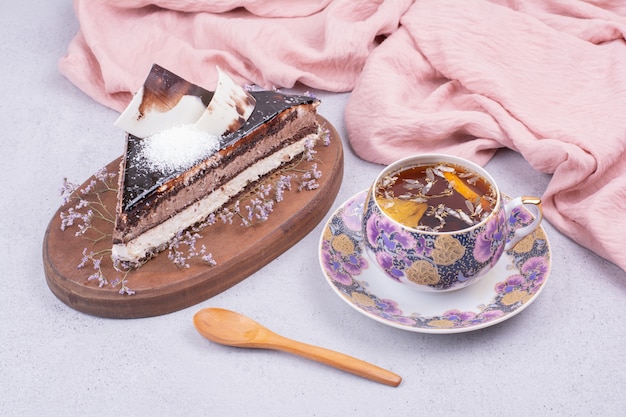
[362,154,542,292]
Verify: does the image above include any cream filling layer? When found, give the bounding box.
[112,132,318,263]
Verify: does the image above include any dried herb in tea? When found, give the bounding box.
[374,163,496,232]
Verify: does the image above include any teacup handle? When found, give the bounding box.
[504,196,543,250]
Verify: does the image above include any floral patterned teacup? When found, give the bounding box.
[362,154,543,292]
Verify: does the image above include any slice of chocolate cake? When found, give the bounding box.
[111,65,321,268]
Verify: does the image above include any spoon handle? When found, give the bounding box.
[267,333,402,387]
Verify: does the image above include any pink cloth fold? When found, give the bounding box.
[59,0,626,273]
[59,0,411,111]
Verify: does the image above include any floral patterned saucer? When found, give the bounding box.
[318,190,551,334]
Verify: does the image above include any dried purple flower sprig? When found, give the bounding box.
[59,167,116,244]
[167,229,217,269]
[322,127,331,147]
[78,248,134,295]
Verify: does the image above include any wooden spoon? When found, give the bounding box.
[193,307,402,387]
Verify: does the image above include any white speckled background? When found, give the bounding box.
[1,2,624,416]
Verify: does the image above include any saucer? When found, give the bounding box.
[318,190,551,334]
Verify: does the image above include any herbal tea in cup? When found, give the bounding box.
[375,162,496,232]
[362,154,543,292]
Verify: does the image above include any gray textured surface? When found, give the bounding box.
[1,2,624,416]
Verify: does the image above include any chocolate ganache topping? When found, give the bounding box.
[122,90,317,211]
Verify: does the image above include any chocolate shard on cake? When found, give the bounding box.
[111,64,321,268]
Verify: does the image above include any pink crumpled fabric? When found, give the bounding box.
[59,0,626,273]
[59,0,411,111]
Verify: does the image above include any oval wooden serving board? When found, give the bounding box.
[43,116,343,319]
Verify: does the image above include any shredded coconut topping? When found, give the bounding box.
[140,124,220,172]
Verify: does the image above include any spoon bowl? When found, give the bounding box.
[193,307,402,387]
[194,307,263,347]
